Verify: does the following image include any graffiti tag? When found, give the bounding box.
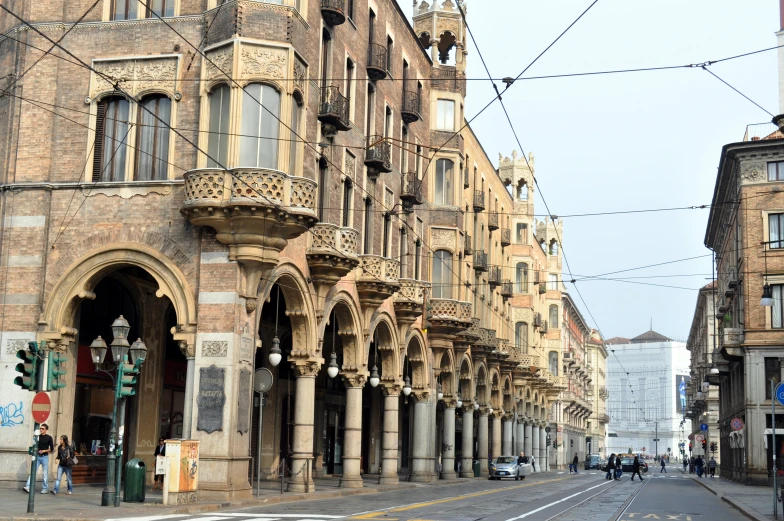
[0,401,24,427]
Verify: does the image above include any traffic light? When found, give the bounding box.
[667,447,671,453]
[553,440,557,448]
[710,442,717,453]
[117,362,139,398]
[702,440,707,453]
[47,351,68,390]
[688,443,693,452]
[14,342,39,391]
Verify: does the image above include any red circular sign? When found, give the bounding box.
[731,417,744,431]
[557,425,563,433]
[32,392,51,424]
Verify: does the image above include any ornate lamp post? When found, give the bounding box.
[89,316,147,507]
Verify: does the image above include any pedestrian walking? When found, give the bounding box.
[683,458,688,471]
[631,455,644,481]
[695,456,703,478]
[571,453,579,474]
[660,458,666,473]
[605,453,616,480]
[709,456,717,478]
[23,423,54,493]
[614,455,623,480]
[153,438,166,490]
[51,435,74,495]
[531,454,537,472]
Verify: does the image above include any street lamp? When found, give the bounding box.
[402,375,412,396]
[90,316,147,508]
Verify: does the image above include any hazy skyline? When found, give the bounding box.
[404,0,779,341]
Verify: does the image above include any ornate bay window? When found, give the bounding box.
[434,158,454,206]
[239,84,281,168]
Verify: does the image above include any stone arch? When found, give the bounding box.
[474,362,488,405]
[533,391,539,420]
[502,375,513,414]
[366,311,399,383]
[525,388,532,417]
[320,289,363,367]
[403,331,429,391]
[41,244,197,344]
[489,369,501,409]
[435,348,456,399]
[458,354,473,402]
[258,262,317,360]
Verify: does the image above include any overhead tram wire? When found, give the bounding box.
[700,66,775,117]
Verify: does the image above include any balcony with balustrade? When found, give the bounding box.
[473,251,487,272]
[356,255,400,309]
[365,135,392,174]
[501,280,513,299]
[457,317,481,344]
[463,234,473,255]
[394,278,430,325]
[182,168,318,311]
[427,298,473,337]
[488,265,501,288]
[473,190,485,211]
[488,211,499,231]
[401,90,421,124]
[307,223,360,282]
[319,85,350,132]
[321,0,346,25]
[367,43,388,80]
[401,172,423,209]
[500,228,511,247]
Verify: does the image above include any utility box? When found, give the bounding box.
[163,440,200,506]
[473,459,480,477]
[124,459,146,502]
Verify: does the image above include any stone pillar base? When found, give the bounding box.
[286,480,315,493]
[339,476,364,488]
[378,475,399,485]
[164,491,198,505]
[459,470,474,478]
[440,470,457,480]
[410,472,437,483]
[198,484,252,501]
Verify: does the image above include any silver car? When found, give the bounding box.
[489,455,533,480]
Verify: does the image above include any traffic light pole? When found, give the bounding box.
[27,422,39,514]
[772,378,777,520]
[101,363,121,507]
[114,397,126,507]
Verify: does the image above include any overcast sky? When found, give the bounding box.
[403,0,779,341]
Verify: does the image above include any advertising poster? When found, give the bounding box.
[676,374,690,413]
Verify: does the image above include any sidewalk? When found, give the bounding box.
[685,471,777,521]
[0,474,479,521]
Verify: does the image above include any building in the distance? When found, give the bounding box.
[605,331,691,459]
[586,330,609,457]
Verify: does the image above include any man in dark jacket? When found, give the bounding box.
[517,451,529,465]
[24,423,54,493]
[631,456,644,481]
[605,453,615,480]
[571,453,579,474]
[615,455,623,480]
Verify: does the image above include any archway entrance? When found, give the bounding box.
[73,267,175,484]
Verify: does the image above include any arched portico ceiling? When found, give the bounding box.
[366,311,399,383]
[474,361,488,405]
[320,290,363,368]
[435,348,456,397]
[258,262,317,361]
[404,330,429,391]
[41,244,196,348]
[458,354,473,401]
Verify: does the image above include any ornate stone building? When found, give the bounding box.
[586,330,608,457]
[0,0,563,496]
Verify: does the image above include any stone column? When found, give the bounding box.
[379,386,400,484]
[516,421,525,455]
[531,425,540,472]
[288,362,319,492]
[540,427,548,471]
[502,418,513,456]
[339,375,364,488]
[524,423,533,456]
[491,414,502,459]
[477,411,489,477]
[460,406,474,478]
[441,403,457,479]
[182,354,196,439]
[411,392,434,482]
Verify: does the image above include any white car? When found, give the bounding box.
[489,456,534,480]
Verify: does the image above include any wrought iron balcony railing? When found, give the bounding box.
[488,211,499,231]
[365,135,392,173]
[367,43,388,81]
[473,190,485,211]
[318,85,350,131]
[473,250,488,272]
[320,0,346,26]
[488,265,501,287]
[401,90,421,123]
[500,228,511,246]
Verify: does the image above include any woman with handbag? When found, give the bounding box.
[52,435,75,495]
[153,438,166,490]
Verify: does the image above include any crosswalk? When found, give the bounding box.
[107,514,345,521]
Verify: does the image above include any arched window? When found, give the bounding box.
[240,84,281,168]
[94,96,130,181]
[517,179,528,201]
[515,322,528,350]
[434,158,453,205]
[136,95,171,180]
[549,304,558,328]
[550,240,558,255]
[289,93,303,175]
[207,84,230,168]
[515,262,528,293]
[432,250,452,299]
[549,351,558,375]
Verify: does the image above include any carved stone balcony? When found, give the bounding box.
[356,254,400,310]
[473,250,487,272]
[365,135,392,174]
[182,168,317,311]
[488,211,499,231]
[401,172,423,210]
[473,190,485,211]
[319,85,350,132]
[458,317,481,343]
[307,223,360,309]
[394,278,429,325]
[473,327,495,350]
[501,281,513,299]
[427,298,472,337]
[321,0,346,26]
[599,413,610,424]
[488,265,501,288]
[401,90,421,124]
[367,43,388,81]
[463,234,473,255]
[500,228,511,247]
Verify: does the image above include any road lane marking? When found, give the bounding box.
[503,481,613,520]
[198,517,342,519]
[106,516,186,521]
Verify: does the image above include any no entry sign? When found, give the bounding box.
[31,392,51,424]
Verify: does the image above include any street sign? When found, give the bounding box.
[730,417,744,431]
[254,367,274,393]
[776,382,784,406]
[688,433,695,441]
[557,425,563,433]
[544,426,551,433]
[31,392,50,423]
[695,434,704,443]
[700,423,708,431]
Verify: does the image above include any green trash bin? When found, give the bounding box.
[473,459,480,477]
[124,458,146,502]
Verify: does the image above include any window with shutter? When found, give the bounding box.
[92,102,107,182]
[94,97,130,182]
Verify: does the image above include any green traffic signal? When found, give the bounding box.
[14,346,39,391]
[47,351,68,390]
[117,362,139,397]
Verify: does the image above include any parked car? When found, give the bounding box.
[620,457,648,473]
[584,454,603,470]
[488,456,534,480]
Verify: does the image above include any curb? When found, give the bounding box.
[688,475,770,521]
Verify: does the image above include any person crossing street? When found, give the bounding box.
[631,455,644,481]
[660,458,667,473]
